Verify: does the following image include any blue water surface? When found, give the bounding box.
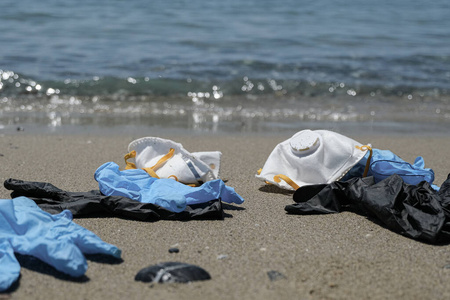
[1,0,449,134]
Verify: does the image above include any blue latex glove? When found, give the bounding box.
[95,162,245,213]
[369,150,435,185]
[0,197,121,292]
[344,149,438,190]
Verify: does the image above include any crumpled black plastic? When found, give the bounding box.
[4,178,224,221]
[285,174,450,244]
[135,262,211,283]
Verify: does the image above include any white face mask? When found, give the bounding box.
[125,137,221,185]
[256,129,370,190]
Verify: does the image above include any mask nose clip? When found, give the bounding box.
[289,130,320,156]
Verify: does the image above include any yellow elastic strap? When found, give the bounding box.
[124,150,137,170]
[273,174,300,190]
[257,168,273,185]
[124,148,175,179]
[150,148,175,171]
[142,168,160,178]
[355,145,373,177]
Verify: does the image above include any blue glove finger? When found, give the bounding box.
[65,221,122,258]
[180,179,245,205]
[141,178,243,208]
[30,210,120,276]
[413,156,425,168]
[19,219,120,277]
[32,238,89,277]
[0,241,20,292]
[46,210,121,258]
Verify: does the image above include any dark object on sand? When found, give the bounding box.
[286,174,450,244]
[135,262,211,283]
[168,248,179,253]
[4,178,224,221]
[267,270,286,281]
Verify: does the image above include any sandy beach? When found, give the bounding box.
[1,131,450,300]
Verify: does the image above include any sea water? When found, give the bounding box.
[1,0,449,135]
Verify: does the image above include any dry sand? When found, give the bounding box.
[1,132,450,300]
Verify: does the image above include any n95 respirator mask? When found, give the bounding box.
[256,129,370,190]
[125,137,221,185]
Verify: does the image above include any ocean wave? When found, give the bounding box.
[1,64,449,100]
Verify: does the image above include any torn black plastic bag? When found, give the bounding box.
[4,179,224,221]
[285,174,450,244]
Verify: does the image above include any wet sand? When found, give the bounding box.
[1,132,450,300]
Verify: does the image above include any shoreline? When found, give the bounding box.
[1,132,450,299]
[2,119,450,138]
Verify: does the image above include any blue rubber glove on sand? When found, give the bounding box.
[344,148,439,190]
[0,197,121,292]
[95,162,244,213]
